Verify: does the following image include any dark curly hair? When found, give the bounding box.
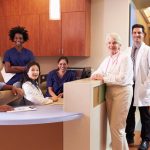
[9,26,29,42]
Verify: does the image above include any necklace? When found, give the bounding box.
[105,52,120,74]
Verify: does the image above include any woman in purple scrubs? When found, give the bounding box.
[3,26,35,85]
[45,56,76,99]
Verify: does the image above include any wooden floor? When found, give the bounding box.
[129,131,150,150]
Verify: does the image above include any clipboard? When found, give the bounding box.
[1,67,15,83]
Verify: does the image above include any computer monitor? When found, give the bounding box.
[68,67,91,80]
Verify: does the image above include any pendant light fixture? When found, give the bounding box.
[49,0,61,20]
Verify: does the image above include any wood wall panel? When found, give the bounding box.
[39,14,61,56]
[0,16,7,56]
[0,0,21,16]
[6,16,20,49]
[85,0,91,56]
[36,0,49,14]
[19,0,39,14]
[0,16,20,56]
[20,0,49,15]
[0,0,49,16]
[0,0,90,57]
[62,12,85,56]
[0,0,49,56]
[61,0,85,12]
[20,15,40,56]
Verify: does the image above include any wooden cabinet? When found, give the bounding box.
[20,15,40,56]
[19,0,49,15]
[0,0,91,57]
[0,16,7,56]
[39,14,61,56]
[0,0,20,17]
[61,0,91,56]
[61,0,85,12]
[0,15,39,56]
[0,15,20,56]
[0,0,49,57]
[5,16,20,51]
[62,12,86,56]
[39,0,90,56]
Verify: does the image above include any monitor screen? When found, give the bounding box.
[68,67,91,80]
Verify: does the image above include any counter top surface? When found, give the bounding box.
[0,105,82,125]
[67,78,104,87]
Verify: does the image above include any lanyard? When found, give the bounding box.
[105,52,120,74]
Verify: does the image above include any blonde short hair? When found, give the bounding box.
[106,33,122,45]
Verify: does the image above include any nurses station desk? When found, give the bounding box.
[0,78,107,150]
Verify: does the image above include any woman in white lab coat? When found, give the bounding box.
[91,33,133,150]
[22,61,53,105]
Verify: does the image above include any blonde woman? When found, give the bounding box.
[91,33,133,150]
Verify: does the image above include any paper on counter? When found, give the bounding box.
[1,67,16,83]
[7,106,37,112]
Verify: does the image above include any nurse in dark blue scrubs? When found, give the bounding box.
[3,26,35,85]
[45,56,76,98]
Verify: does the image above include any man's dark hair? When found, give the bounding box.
[9,26,29,42]
[132,24,145,34]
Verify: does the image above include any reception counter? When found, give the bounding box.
[64,78,107,150]
[0,105,82,125]
[0,78,107,150]
[0,105,82,150]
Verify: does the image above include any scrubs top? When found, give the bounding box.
[45,69,76,97]
[3,47,34,85]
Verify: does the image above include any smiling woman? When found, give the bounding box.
[45,56,76,99]
[21,61,53,105]
[91,33,133,150]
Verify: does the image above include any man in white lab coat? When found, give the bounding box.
[126,24,150,150]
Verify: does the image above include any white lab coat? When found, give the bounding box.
[126,42,150,106]
[22,81,53,105]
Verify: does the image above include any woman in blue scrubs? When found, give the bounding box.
[45,56,76,99]
[3,26,35,85]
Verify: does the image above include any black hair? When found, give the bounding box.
[57,56,69,64]
[21,61,41,87]
[9,26,29,42]
[132,24,145,34]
